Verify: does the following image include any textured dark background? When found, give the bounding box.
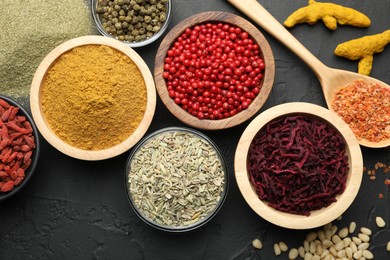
[1,0,389,259]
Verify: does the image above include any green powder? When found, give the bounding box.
[0,0,97,108]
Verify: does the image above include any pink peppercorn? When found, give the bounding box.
[163,22,265,120]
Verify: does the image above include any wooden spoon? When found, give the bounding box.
[227,0,390,148]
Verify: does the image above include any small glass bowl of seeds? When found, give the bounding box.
[124,127,228,232]
[92,0,172,48]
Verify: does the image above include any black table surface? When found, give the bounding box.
[1,0,389,259]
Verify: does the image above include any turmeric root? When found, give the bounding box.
[284,0,371,30]
[334,30,390,75]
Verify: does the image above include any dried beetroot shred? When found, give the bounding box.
[247,115,349,216]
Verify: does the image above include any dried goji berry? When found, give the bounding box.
[1,180,14,192]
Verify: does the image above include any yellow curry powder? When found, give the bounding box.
[41,44,147,150]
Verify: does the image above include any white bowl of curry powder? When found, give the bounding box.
[30,36,156,160]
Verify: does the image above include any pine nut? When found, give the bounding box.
[349,222,357,233]
[376,216,386,228]
[358,233,370,243]
[329,246,337,257]
[350,241,358,253]
[320,249,329,258]
[343,237,352,247]
[317,230,326,241]
[288,248,299,260]
[338,227,349,238]
[331,225,338,236]
[304,252,313,260]
[279,241,288,252]
[306,232,317,242]
[362,249,374,259]
[298,246,305,258]
[322,239,333,248]
[336,249,346,258]
[309,242,316,254]
[335,240,345,251]
[358,242,370,251]
[352,236,362,245]
[345,247,353,258]
[304,240,310,252]
[252,238,263,249]
[386,241,390,251]
[332,234,342,244]
[353,250,363,259]
[316,243,323,255]
[360,227,372,236]
[312,255,320,260]
[274,243,282,256]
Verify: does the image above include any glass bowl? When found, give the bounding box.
[124,127,228,232]
[0,96,40,202]
[92,0,172,48]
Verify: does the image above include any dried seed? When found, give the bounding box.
[279,241,288,252]
[386,241,390,251]
[352,236,362,245]
[306,232,317,242]
[353,250,363,259]
[349,222,357,233]
[298,246,305,258]
[358,233,370,243]
[362,249,374,259]
[304,252,313,260]
[338,227,349,238]
[288,248,298,259]
[252,238,263,249]
[375,216,386,228]
[274,243,282,256]
[360,227,372,236]
[358,242,370,251]
[332,234,342,244]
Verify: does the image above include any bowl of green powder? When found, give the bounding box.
[125,127,228,232]
[92,0,172,48]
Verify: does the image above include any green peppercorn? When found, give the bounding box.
[133,4,140,11]
[160,13,166,22]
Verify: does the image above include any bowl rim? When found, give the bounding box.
[0,95,40,202]
[234,102,363,229]
[124,126,229,232]
[154,11,275,130]
[30,35,156,161]
[91,0,172,48]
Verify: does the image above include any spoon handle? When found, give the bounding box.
[227,0,329,77]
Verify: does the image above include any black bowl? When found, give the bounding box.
[0,96,40,202]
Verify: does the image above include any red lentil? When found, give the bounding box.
[331,80,390,142]
[163,22,265,120]
[0,98,36,193]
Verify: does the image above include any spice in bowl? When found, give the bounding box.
[0,96,39,198]
[93,0,171,46]
[331,80,390,143]
[125,127,228,231]
[247,115,349,216]
[162,22,266,120]
[40,44,147,151]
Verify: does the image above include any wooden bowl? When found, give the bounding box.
[235,102,363,229]
[154,12,275,130]
[30,36,156,161]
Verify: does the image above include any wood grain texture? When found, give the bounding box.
[154,11,275,130]
[227,0,390,148]
[30,36,156,161]
[234,102,363,229]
